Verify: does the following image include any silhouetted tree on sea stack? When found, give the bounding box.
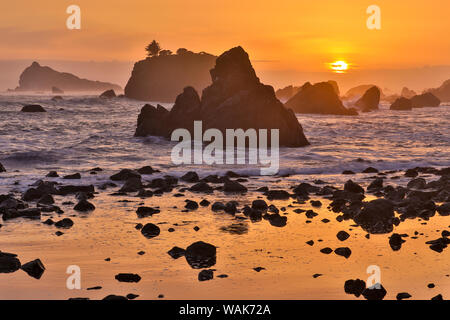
[145,40,161,57]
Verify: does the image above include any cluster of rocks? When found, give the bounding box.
[390,92,441,110]
[0,251,45,279]
[134,46,309,147]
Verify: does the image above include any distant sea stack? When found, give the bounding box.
[354,86,380,112]
[135,46,309,147]
[276,80,339,102]
[401,87,416,98]
[390,97,413,110]
[410,92,440,108]
[425,79,450,102]
[125,49,217,102]
[285,82,357,115]
[15,62,122,93]
[344,84,384,101]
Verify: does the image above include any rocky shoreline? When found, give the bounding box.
[0,160,448,300]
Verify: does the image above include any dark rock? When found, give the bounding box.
[0,162,5,172]
[253,267,266,272]
[342,170,355,175]
[126,294,139,300]
[199,199,210,207]
[266,213,287,227]
[185,241,216,269]
[136,206,160,218]
[189,182,213,193]
[168,247,186,259]
[46,171,58,177]
[306,240,314,246]
[407,178,427,189]
[21,104,46,112]
[404,168,419,177]
[0,252,21,273]
[344,279,366,297]
[38,194,54,205]
[141,223,161,238]
[224,201,238,214]
[310,200,322,207]
[20,259,45,279]
[86,286,102,291]
[223,180,247,193]
[63,173,81,180]
[305,210,318,218]
[367,178,383,191]
[119,177,143,193]
[74,199,95,212]
[362,167,378,173]
[115,273,141,282]
[362,284,387,300]
[185,200,199,210]
[355,86,380,112]
[134,46,310,147]
[427,283,435,288]
[2,208,41,220]
[334,247,352,258]
[252,200,268,211]
[344,180,365,194]
[198,269,214,281]
[389,233,406,251]
[137,166,159,174]
[396,292,412,300]
[137,189,154,198]
[110,169,141,181]
[43,218,55,225]
[102,295,128,300]
[390,97,413,110]
[211,202,225,211]
[181,171,199,183]
[286,81,357,115]
[55,218,74,229]
[431,294,443,300]
[266,190,290,200]
[410,92,440,108]
[354,199,395,234]
[337,231,350,241]
[22,188,44,201]
[320,248,333,254]
[100,89,116,98]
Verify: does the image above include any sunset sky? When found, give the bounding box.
[1,0,449,71]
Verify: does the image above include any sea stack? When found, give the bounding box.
[285,82,358,115]
[135,46,309,147]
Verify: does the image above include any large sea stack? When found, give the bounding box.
[125,50,217,102]
[15,62,121,92]
[285,82,357,115]
[135,46,309,147]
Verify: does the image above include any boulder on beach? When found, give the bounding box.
[353,199,395,234]
[285,82,358,115]
[100,89,116,98]
[0,162,5,172]
[21,104,46,112]
[125,49,217,102]
[14,62,121,92]
[410,92,440,108]
[0,252,21,273]
[390,97,413,110]
[354,86,380,112]
[21,259,45,279]
[185,241,216,269]
[135,46,309,147]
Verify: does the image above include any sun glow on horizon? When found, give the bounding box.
[330,61,349,73]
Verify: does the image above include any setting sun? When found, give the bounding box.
[330,61,349,73]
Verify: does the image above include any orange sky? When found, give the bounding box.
[1,0,449,72]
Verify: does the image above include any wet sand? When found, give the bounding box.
[0,170,448,300]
